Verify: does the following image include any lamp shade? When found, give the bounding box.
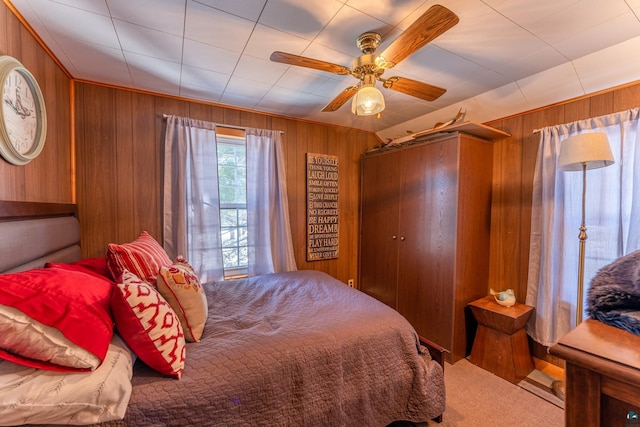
[351,85,385,116]
[558,132,615,171]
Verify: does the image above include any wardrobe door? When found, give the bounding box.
[359,150,401,308]
[396,138,458,350]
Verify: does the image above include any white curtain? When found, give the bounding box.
[245,128,297,276]
[163,115,224,283]
[527,108,640,346]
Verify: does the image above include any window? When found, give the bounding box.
[216,133,247,278]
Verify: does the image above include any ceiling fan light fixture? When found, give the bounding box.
[351,84,385,116]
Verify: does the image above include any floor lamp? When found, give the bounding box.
[552,131,615,400]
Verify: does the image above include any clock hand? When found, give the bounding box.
[4,97,30,119]
[13,88,31,119]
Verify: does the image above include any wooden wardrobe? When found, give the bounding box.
[358,130,496,362]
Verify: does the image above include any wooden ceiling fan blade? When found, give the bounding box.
[270,51,351,75]
[379,5,459,68]
[321,86,359,112]
[383,77,446,102]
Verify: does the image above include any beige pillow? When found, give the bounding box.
[157,256,208,342]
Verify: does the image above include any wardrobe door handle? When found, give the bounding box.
[400,236,405,241]
[392,235,397,240]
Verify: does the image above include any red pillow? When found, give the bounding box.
[46,257,112,281]
[0,268,114,372]
[111,270,185,378]
[106,231,172,286]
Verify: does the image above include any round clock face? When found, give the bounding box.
[2,69,39,154]
[0,56,47,165]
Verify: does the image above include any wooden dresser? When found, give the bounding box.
[549,319,640,426]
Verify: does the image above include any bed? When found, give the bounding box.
[0,201,446,426]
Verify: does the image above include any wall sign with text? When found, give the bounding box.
[306,153,339,261]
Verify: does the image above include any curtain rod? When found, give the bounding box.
[162,114,284,134]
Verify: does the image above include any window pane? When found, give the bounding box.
[222,248,238,268]
[239,246,248,266]
[221,227,238,247]
[220,209,238,227]
[239,226,247,246]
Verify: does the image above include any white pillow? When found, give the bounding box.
[0,334,135,426]
[0,304,101,370]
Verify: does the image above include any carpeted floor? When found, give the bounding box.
[517,368,564,409]
[426,359,564,426]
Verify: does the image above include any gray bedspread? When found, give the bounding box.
[102,270,445,426]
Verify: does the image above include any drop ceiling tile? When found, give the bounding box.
[244,24,311,61]
[183,39,241,75]
[259,86,326,114]
[435,4,553,78]
[58,39,132,86]
[125,52,182,95]
[314,4,393,56]
[524,0,631,45]
[233,55,288,85]
[309,74,353,97]
[180,64,231,93]
[298,42,356,70]
[505,46,569,81]
[484,0,589,28]
[107,0,185,36]
[551,12,640,60]
[629,0,640,13]
[472,82,532,121]
[185,1,255,52]
[193,0,268,21]
[225,75,273,100]
[258,0,344,41]
[32,0,110,15]
[114,20,183,63]
[517,62,584,108]
[276,67,336,93]
[345,0,426,26]
[25,1,120,49]
[218,91,260,110]
[574,35,640,93]
[179,86,223,104]
[395,45,506,91]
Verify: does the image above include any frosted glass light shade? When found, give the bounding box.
[351,85,385,116]
[558,132,615,171]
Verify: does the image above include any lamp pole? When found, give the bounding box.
[576,162,587,326]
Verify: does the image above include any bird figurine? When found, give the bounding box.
[490,288,516,307]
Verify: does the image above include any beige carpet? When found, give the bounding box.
[426,359,564,426]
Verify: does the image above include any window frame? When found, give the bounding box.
[216,129,248,279]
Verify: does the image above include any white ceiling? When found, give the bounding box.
[9,0,640,141]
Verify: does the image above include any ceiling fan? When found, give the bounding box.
[269,4,459,116]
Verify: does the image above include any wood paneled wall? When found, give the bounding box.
[0,2,72,202]
[486,82,640,303]
[74,82,379,284]
[3,0,640,293]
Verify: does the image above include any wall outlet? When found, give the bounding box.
[347,279,354,288]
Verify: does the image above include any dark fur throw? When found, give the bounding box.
[586,249,640,335]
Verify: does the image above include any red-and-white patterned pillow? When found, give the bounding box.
[157,256,208,342]
[110,270,185,378]
[106,231,172,286]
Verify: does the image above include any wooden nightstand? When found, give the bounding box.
[468,295,534,383]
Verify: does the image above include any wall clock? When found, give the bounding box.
[0,55,47,165]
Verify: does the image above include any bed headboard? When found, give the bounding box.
[0,201,81,273]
